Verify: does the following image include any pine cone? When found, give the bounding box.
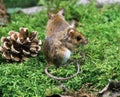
[0,27,42,62]
[0,0,10,26]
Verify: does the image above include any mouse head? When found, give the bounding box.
[66,20,88,47]
[48,9,65,21]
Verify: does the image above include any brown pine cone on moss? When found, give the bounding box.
[0,27,42,62]
[0,0,10,26]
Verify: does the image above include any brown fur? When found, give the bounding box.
[44,24,88,67]
[46,9,69,37]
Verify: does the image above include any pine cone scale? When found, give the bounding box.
[11,45,20,53]
[3,51,11,60]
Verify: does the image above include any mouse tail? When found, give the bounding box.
[45,64,80,80]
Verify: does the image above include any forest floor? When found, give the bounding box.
[0,2,120,97]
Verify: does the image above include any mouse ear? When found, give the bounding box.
[70,20,76,28]
[48,12,54,19]
[58,9,64,16]
[67,28,74,38]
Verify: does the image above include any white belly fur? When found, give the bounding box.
[62,49,71,63]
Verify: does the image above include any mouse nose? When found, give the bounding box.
[82,39,88,44]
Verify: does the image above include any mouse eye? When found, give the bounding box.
[76,36,81,41]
